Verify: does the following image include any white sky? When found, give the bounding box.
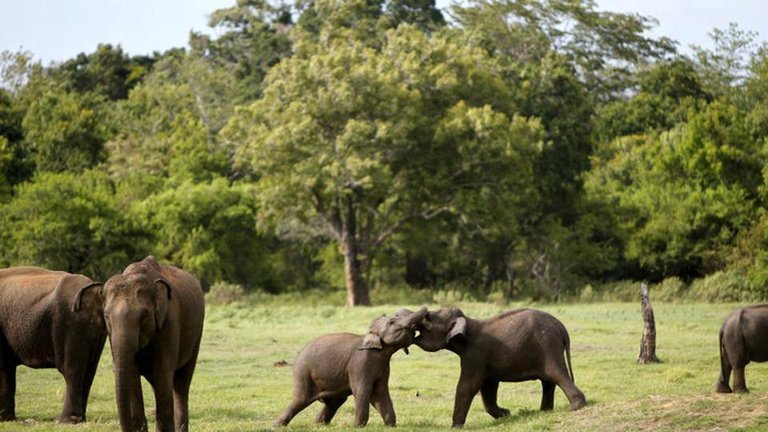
[0,0,766,65]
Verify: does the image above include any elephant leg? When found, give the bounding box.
[716,360,733,393]
[58,362,89,423]
[541,358,587,411]
[274,373,316,427]
[352,384,373,427]
[150,366,176,432]
[0,364,16,421]
[315,396,347,424]
[173,351,199,432]
[453,367,484,427]
[480,380,509,419]
[732,364,749,393]
[540,380,556,411]
[371,382,396,426]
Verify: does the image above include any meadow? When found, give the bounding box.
[4,300,768,431]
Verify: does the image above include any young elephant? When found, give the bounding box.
[275,307,427,427]
[716,304,768,393]
[414,307,586,427]
[0,266,106,423]
[93,256,205,432]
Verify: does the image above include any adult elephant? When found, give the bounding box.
[95,256,205,432]
[716,304,768,393]
[413,307,586,427]
[0,266,106,423]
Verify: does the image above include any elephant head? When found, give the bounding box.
[102,273,172,431]
[413,307,467,352]
[359,307,428,353]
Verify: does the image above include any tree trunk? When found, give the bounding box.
[341,194,370,306]
[637,283,660,364]
[343,242,370,306]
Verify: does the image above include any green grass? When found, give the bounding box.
[3,301,768,431]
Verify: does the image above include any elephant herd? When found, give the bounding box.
[276,304,768,429]
[0,256,766,431]
[0,256,203,432]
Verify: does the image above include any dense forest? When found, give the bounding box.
[2,0,767,305]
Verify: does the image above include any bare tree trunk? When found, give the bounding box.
[637,283,659,364]
[343,244,370,306]
[341,194,370,307]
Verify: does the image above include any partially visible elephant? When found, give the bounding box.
[413,307,586,427]
[93,256,205,432]
[0,266,106,423]
[716,304,768,393]
[275,307,427,427]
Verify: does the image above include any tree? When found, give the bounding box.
[225,25,542,305]
[51,44,153,101]
[134,179,278,290]
[21,85,107,173]
[0,170,149,278]
[585,101,761,280]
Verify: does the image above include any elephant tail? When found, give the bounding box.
[719,325,727,381]
[564,332,575,383]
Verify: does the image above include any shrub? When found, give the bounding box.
[207,282,246,305]
[687,270,759,302]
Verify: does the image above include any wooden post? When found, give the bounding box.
[637,283,660,364]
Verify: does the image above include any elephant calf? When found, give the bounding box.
[413,307,586,427]
[0,266,106,423]
[275,307,427,427]
[716,304,768,393]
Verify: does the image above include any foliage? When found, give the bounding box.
[21,84,108,173]
[0,170,149,279]
[133,179,278,291]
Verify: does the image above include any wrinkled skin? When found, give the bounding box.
[0,267,106,423]
[101,256,204,432]
[415,308,586,427]
[275,307,427,427]
[716,304,768,394]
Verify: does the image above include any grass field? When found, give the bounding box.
[4,301,768,431]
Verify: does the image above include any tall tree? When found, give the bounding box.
[224,25,541,305]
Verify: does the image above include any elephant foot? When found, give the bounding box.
[0,414,15,422]
[715,383,732,393]
[734,387,749,394]
[57,414,85,424]
[488,407,510,419]
[569,396,587,411]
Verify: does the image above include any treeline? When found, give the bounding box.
[1,0,767,305]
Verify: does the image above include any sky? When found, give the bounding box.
[1,0,767,65]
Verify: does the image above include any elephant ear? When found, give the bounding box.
[71,282,103,312]
[358,316,387,350]
[446,316,467,343]
[358,332,383,350]
[154,278,172,331]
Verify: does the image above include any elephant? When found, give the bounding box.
[92,256,205,432]
[716,304,768,393]
[413,307,586,427]
[0,266,106,423]
[274,307,428,427]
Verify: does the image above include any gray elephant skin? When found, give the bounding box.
[414,307,586,427]
[96,256,205,432]
[0,266,106,423]
[716,304,768,393]
[275,307,427,427]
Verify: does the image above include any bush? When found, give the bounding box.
[688,270,760,303]
[207,282,246,305]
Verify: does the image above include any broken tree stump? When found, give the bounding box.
[637,283,660,364]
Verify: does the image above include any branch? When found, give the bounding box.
[370,206,452,249]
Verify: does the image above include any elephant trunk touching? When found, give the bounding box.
[111,329,148,432]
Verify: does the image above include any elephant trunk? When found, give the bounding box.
[111,329,148,432]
